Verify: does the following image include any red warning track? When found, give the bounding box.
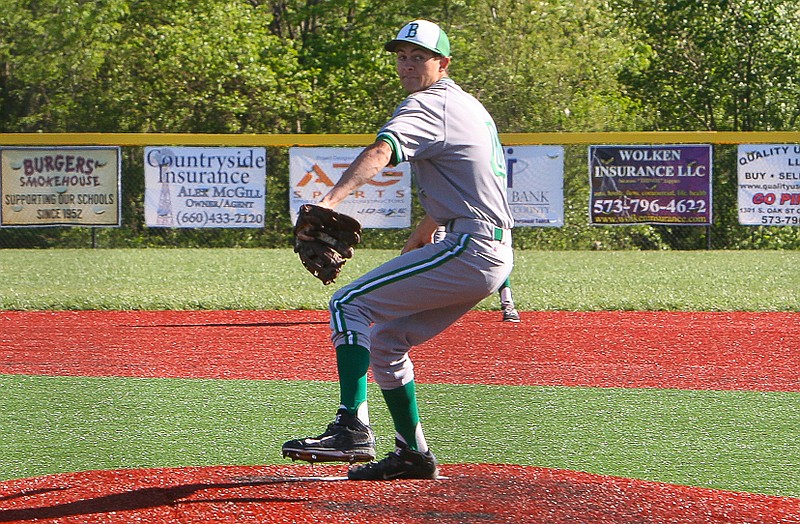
[1,310,799,523]
[1,310,798,391]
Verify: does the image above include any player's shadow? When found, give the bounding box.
[127,321,328,328]
[0,487,68,502]
[0,479,306,522]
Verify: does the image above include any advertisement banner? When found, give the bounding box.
[144,147,266,228]
[289,147,411,228]
[737,144,800,226]
[589,144,712,225]
[1,147,120,227]
[505,145,564,227]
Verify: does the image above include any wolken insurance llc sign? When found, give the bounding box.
[589,144,712,225]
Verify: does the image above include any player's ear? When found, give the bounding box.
[438,56,451,72]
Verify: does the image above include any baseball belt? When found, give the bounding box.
[444,218,511,245]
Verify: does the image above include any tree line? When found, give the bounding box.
[1,0,799,249]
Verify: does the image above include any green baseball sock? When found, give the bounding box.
[335,344,370,416]
[382,381,425,451]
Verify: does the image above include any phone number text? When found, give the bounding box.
[176,211,264,227]
[759,215,800,225]
[593,198,708,215]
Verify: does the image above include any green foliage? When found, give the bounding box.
[454,0,647,132]
[3,0,800,250]
[614,0,800,131]
[0,0,130,130]
[91,0,315,134]
[267,0,401,132]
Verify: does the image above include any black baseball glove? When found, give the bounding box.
[293,204,362,285]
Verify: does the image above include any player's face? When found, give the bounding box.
[395,43,449,93]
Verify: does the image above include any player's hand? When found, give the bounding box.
[401,236,429,254]
[402,214,440,253]
[402,228,435,253]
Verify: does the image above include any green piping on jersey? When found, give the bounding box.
[487,121,507,178]
[330,234,472,336]
[377,131,405,166]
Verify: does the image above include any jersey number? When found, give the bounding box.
[486,121,507,178]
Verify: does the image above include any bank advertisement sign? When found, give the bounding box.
[589,144,712,225]
[737,144,800,226]
[289,147,411,228]
[144,147,266,228]
[505,145,564,227]
[1,147,121,227]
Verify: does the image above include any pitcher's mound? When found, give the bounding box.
[1,464,798,523]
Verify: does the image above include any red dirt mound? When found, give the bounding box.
[1,464,799,524]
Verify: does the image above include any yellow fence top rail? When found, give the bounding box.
[2,131,800,147]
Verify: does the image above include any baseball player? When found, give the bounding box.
[282,19,514,480]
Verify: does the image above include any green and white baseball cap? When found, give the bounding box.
[384,19,451,57]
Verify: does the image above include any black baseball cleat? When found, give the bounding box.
[348,439,439,480]
[282,409,376,463]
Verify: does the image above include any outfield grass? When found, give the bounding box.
[0,248,798,311]
[1,375,798,497]
[1,248,799,496]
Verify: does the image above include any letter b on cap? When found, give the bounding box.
[405,23,419,38]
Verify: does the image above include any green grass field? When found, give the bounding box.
[3,376,798,496]
[1,249,799,496]
[1,248,798,311]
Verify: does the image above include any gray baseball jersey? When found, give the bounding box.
[377,77,514,230]
[330,77,514,389]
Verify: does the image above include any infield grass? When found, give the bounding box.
[0,248,798,311]
[1,375,798,497]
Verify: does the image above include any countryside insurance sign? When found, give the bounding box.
[589,144,712,225]
[144,147,266,228]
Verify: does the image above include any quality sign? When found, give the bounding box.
[737,144,800,226]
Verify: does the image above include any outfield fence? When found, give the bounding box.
[2,131,800,250]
